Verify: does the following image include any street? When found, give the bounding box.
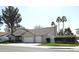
[0,45,79,52]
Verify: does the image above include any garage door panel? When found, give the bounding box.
[36,36,41,43]
[23,37,33,42]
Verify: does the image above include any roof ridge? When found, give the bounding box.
[28,27,53,30]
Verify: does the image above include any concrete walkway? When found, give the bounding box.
[0,43,79,50]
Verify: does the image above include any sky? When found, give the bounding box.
[0,6,79,34]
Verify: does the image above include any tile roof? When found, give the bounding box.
[0,32,8,36]
[10,26,56,36]
[13,27,33,36]
[28,27,55,36]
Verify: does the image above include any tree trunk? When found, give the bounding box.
[10,26,16,42]
[58,22,60,34]
[63,22,64,35]
[11,26,14,35]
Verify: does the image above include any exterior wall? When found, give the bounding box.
[22,36,34,43]
[76,30,79,36]
[76,34,79,37]
[42,35,48,43]
[47,33,55,43]
[41,35,55,43]
[50,36,55,43]
[76,37,79,43]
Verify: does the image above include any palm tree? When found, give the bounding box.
[1,6,22,35]
[62,16,67,35]
[64,27,73,35]
[56,17,62,33]
[51,21,57,36]
[51,21,55,27]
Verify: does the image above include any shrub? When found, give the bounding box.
[54,36,77,44]
[0,40,9,43]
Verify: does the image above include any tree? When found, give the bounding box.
[64,28,73,35]
[51,21,56,36]
[4,24,22,33]
[4,25,10,32]
[58,29,63,35]
[58,28,74,36]
[1,6,22,35]
[51,21,55,27]
[56,17,62,33]
[61,16,67,35]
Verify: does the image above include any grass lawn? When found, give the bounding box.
[40,43,79,46]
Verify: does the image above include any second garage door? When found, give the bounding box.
[35,36,42,43]
[23,37,34,43]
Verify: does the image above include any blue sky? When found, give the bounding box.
[0,6,79,34]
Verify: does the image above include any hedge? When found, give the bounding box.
[54,36,77,44]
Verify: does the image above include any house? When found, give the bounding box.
[75,28,79,36]
[0,32,9,42]
[75,28,79,43]
[0,32,7,36]
[13,26,57,43]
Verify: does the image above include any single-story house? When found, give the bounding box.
[0,32,8,36]
[75,28,79,43]
[75,28,79,36]
[13,26,57,43]
[0,32,9,42]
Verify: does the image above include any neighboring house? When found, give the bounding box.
[0,32,9,42]
[0,32,7,36]
[75,28,79,36]
[75,29,79,43]
[13,26,57,43]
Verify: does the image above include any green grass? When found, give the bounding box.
[40,43,79,46]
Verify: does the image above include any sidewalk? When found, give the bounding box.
[0,43,79,49]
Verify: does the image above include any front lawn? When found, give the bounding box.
[40,43,79,46]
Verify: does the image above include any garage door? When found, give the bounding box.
[36,36,42,43]
[23,37,33,43]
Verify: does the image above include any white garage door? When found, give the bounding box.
[36,36,42,43]
[23,37,33,43]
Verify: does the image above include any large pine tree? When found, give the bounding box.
[1,6,22,35]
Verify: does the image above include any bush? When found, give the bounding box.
[0,39,16,43]
[0,40,10,43]
[54,36,77,44]
[8,40,15,43]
